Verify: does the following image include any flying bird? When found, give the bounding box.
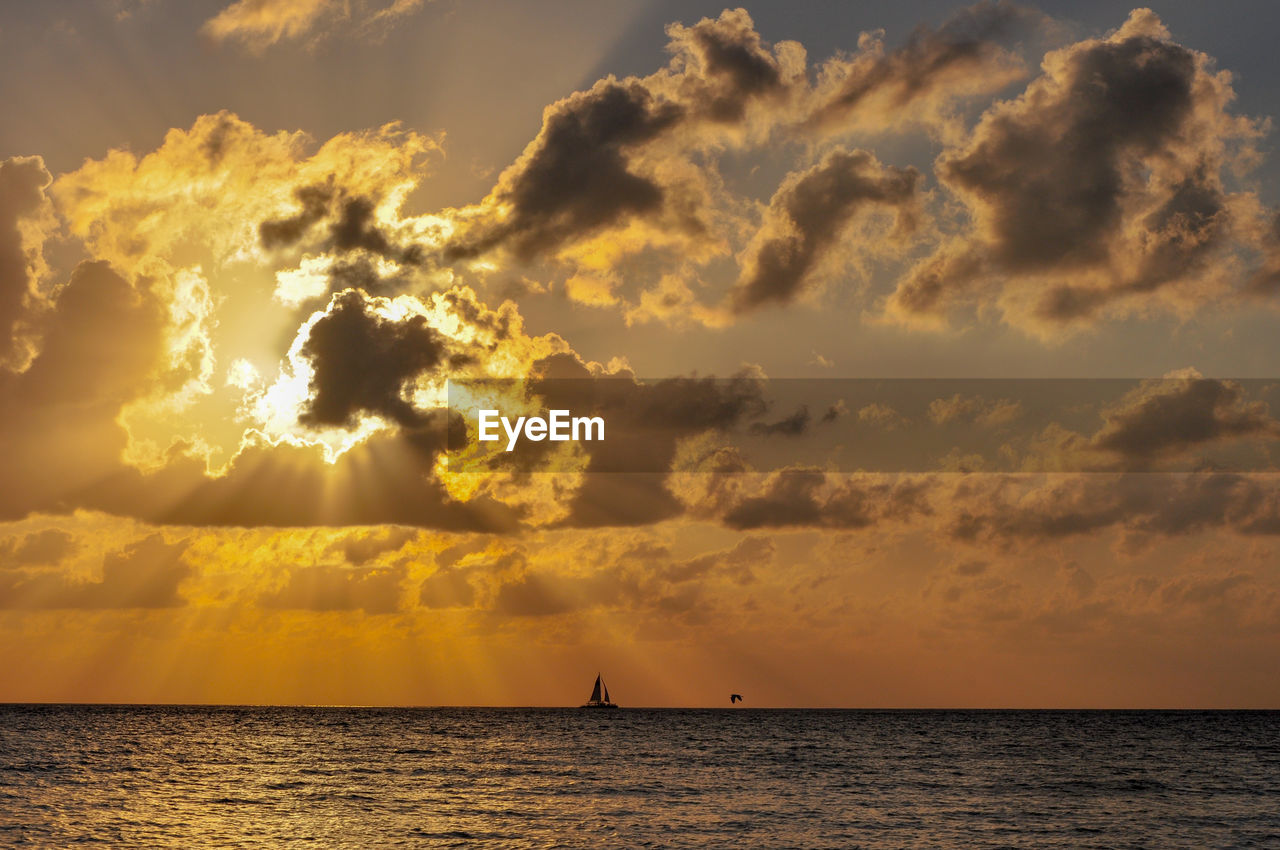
[730,694,743,704]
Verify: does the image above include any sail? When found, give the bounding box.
[589,674,602,703]
[602,682,611,704]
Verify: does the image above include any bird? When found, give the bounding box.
[730,694,743,704]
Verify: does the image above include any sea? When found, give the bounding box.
[0,706,1277,848]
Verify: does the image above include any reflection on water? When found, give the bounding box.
[1,706,1277,847]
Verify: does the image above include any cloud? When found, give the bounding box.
[49,112,444,470]
[857,401,907,429]
[0,280,533,532]
[0,156,54,370]
[262,562,406,613]
[260,185,425,266]
[0,534,190,609]
[445,78,686,262]
[442,8,804,283]
[1248,210,1280,295]
[731,149,918,311]
[204,0,333,50]
[241,281,570,475]
[887,8,1267,333]
[998,372,1280,473]
[0,530,77,568]
[749,405,811,437]
[419,6,1037,323]
[297,289,453,430]
[659,7,792,125]
[946,471,1280,546]
[203,0,426,52]
[0,272,533,532]
[3,138,573,534]
[1086,372,1280,468]
[18,262,165,407]
[11,14,1280,546]
[1158,571,1252,606]
[821,400,847,423]
[419,565,477,609]
[487,535,769,618]
[807,0,1041,134]
[520,354,769,527]
[259,184,333,249]
[54,112,441,277]
[927,393,1022,426]
[326,527,417,565]
[721,469,933,530]
[0,261,166,520]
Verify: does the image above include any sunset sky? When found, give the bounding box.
[2,0,1280,707]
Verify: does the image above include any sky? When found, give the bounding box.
[2,0,1280,707]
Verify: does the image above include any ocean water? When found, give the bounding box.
[0,707,1277,848]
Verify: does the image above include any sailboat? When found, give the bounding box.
[582,673,618,708]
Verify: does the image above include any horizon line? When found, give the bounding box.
[2,701,1277,711]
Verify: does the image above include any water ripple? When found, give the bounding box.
[0,707,1276,848]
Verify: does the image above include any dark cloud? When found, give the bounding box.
[945,22,1197,269]
[694,460,1280,540]
[559,475,687,528]
[262,562,405,614]
[329,196,423,265]
[749,405,811,437]
[260,184,422,264]
[0,261,165,521]
[0,156,52,369]
[446,9,798,264]
[72,434,523,531]
[946,470,1280,546]
[722,469,932,530]
[947,476,1126,543]
[808,0,1040,130]
[889,243,984,316]
[0,535,190,609]
[0,530,77,568]
[889,9,1259,328]
[996,375,1280,474]
[447,291,517,347]
[733,149,918,311]
[0,384,518,533]
[0,275,515,531]
[657,535,771,585]
[664,7,787,123]
[447,79,684,261]
[326,527,418,565]
[1088,375,1280,467]
[433,538,492,569]
[321,255,413,301]
[298,289,453,430]
[18,261,165,406]
[259,183,333,249]
[521,354,768,527]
